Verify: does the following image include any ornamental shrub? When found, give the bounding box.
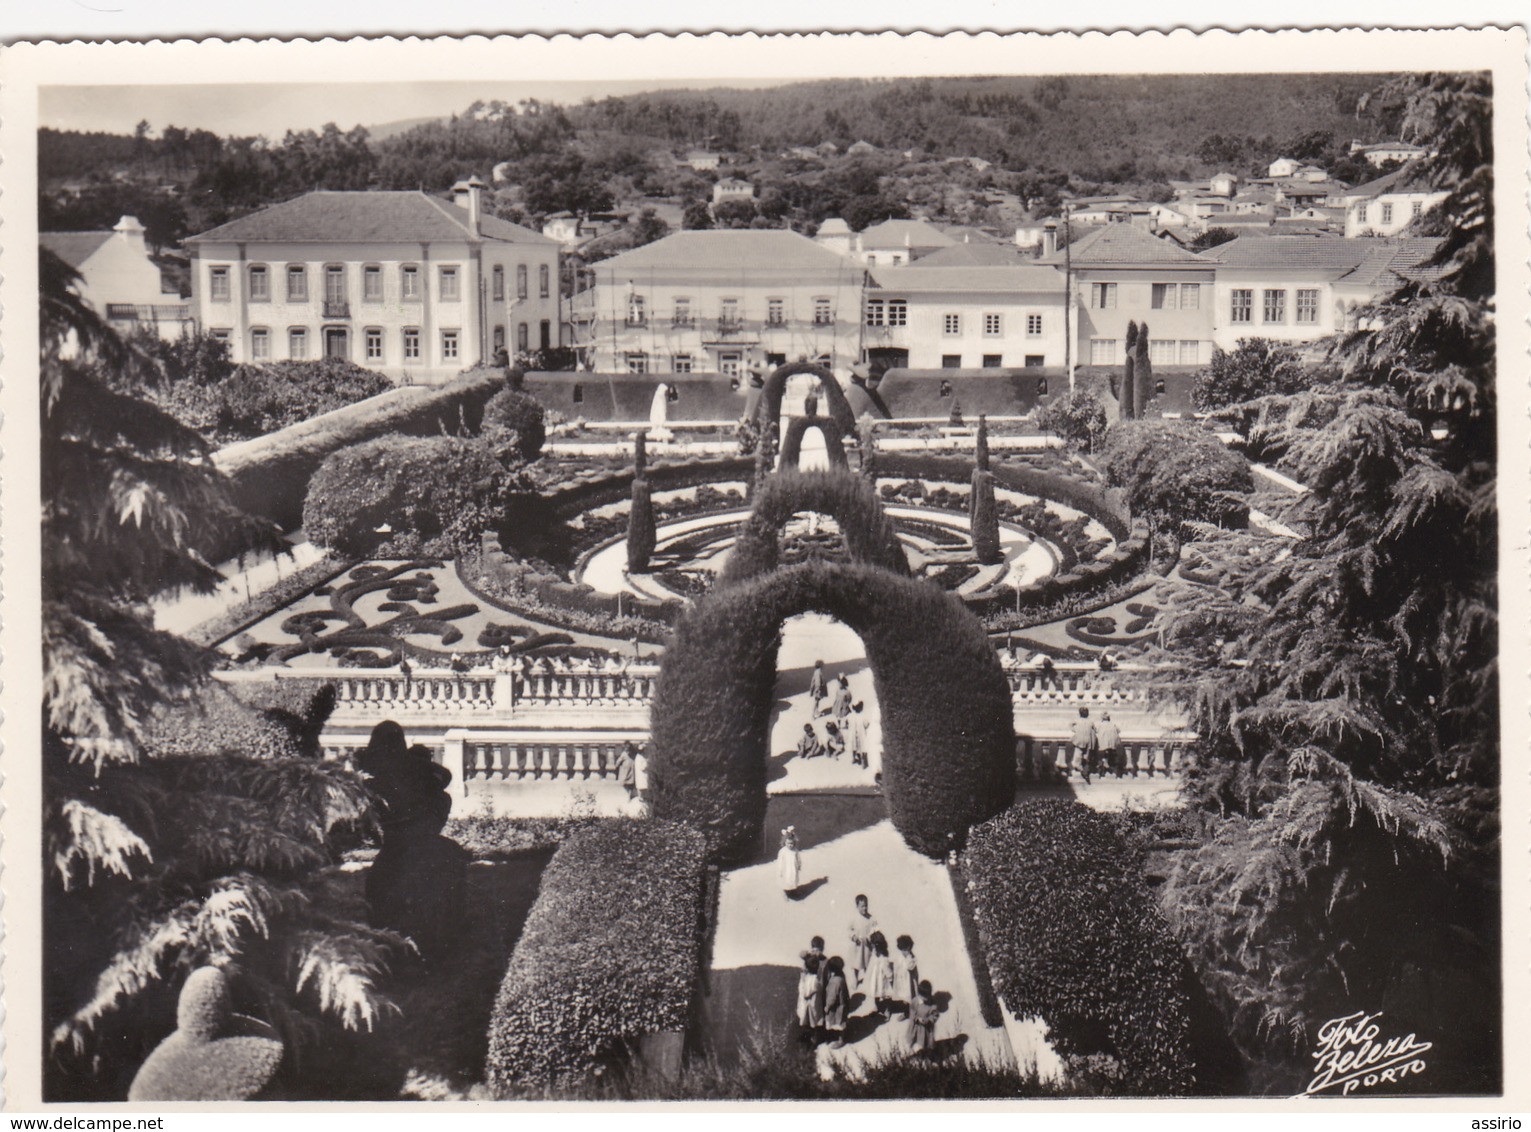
[974,414,991,472]
[964,800,1194,1095]
[303,434,507,557]
[483,819,708,1093]
[482,388,547,462]
[971,468,1002,566]
[627,477,657,574]
[778,415,849,470]
[212,360,394,443]
[1122,321,1139,420]
[650,559,1014,862]
[1133,323,1153,419]
[1103,420,1252,530]
[1036,391,1109,454]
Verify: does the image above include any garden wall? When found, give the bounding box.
[524,371,750,423]
[484,819,709,1093]
[211,369,506,541]
[870,368,1061,419]
[963,799,1194,1095]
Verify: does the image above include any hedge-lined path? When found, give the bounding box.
[767,613,882,793]
[153,531,324,635]
[700,798,1014,1076]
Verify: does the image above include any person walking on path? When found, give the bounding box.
[1069,706,1097,783]
[1096,712,1123,778]
[894,935,920,1017]
[907,980,940,1057]
[809,660,828,717]
[847,895,879,991]
[633,745,650,801]
[822,957,850,1048]
[831,676,852,725]
[824,721,847,761]
[848,702,869,769]
[797,952,825,1046]
[867,931,897,1017]
[616,740,637,801]
[776,827,802,898]
[796,722,825,761]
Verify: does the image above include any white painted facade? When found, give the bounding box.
[1208,268,1350,352]
[863,272,1068,370]
[1345,189,1450,237]
[45,216,192,341]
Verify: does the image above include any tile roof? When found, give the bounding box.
[1348,160,1438,199]
[1199,234,1446,281]
[868,264,1063,292]
[40,230,114,268]
[594,228,856,274]
[858,218,958,250]
[911,241,1030,267]
[185,190,557,246]
[1036,223,1209,266]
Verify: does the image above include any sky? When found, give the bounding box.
[38,79,792,140]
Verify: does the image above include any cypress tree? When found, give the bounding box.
[634,430,648,478]
[1122,320,1139,419]
[975,413,991,471]
[1134,321,1153,417]
[627,475,656,574]
[971,467,1002,566]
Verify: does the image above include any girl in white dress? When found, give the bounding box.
[776,826,801,897]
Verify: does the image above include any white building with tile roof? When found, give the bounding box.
[184,179,561,383]
[42,215,191,340]
[1344,162,1450,237]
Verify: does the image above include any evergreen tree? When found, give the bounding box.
[1152,73,1500,1091]
[1121,321,1139,419]
[1133,321,1152,417]
[626,476,657,574]
[974,413,991,471]
[40,249,400,1094]
[633,429,648,478]
[970,468,1002,566]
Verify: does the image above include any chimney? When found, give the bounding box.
[451,177,486,237]
[113,214,148,252]
[1043,220,1059,256]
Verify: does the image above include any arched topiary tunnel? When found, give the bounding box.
[778,414,849,471]
[721,469,910,585]
[648,558,1016,863]
[757,361,859,437]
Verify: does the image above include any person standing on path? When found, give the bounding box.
[633,745,650,801]
[831,676,852,725]
[1069,706,1097,783]
[907,980,940,1057]
[822,957,850,1049]
[847,895,878,991]
[776,827,802,898]
[1096,712,1123,778]
[848,702,869,769]
[867,931,897,1017]
[809,660,828,717]
[797,952,825,1046]
[616,740,637,801]
[894,935,920,1017]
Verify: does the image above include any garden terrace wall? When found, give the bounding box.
[524,371,750,422]
[1072,365,1201,419]
[870,368,1061,420]
[211,369,505,541]
[963,799,1194,1095]
[485,819,708,1093]
[650,559,1014,862]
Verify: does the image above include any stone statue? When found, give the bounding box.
[128,967,284,1101]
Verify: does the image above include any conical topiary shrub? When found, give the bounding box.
[627,475,656,574]
[1134,322,1153,418]
[975,413,991,472]
[1122,321,1139,420]
[971,468,1002,566]
[634,430,648,477]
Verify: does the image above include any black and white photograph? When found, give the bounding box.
[2,24,1527,1110]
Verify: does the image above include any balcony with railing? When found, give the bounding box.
[105,303,192,323]
[625,314,649,328]
[671,313,696,328]
[323,298,352,319]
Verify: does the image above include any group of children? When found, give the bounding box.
[791,893,941,1056]
[794,659,870,768]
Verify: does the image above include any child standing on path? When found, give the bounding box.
[822,956,850,1049]
[907,980,940,1057]
[831,676,852,725]
[847,895,878,991]
[796,952,824,1045]
[776,827,802,898]
[868,931,897,1017]
[848,702,869,769]
[809,659,828,716]
[894,934,920,1017]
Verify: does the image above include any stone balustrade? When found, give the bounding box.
[332,671,499,714]
[443,728,647,788]
[1018,734,1195,776]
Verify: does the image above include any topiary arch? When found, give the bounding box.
[721,469,910,585]
[756,361,858,437]
[649,559,1015,864]
[778,414,849,471]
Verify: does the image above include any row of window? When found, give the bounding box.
[208,262,550,304]
[625,295,836,327]
[1089,339,1204,365]
[939,355,1048,370]
[932,312,1046,337]
[1229,288,1322,325]
[219,325,461,364]
[1355,200,1424,225]
[1089,282,1203,310]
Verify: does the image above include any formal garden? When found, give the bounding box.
[39,74,1500,1102]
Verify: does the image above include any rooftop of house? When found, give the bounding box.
[40,230,115,268]
[1358,140,1427,154]
[858,218,959,250]
[868,263,1064,292]
[912,241,1030,267]
[1348,160,1440,200]
[1037,222,1209,266]
[186,190,557,246]
[594,228,858,274]
[1199,234,1446,282]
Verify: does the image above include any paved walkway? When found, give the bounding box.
[768,614,882,792]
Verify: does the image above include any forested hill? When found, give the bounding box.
[568,73,1398,179]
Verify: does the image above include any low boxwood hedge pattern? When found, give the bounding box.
[484,819,708,1093]
[963,800,1194,1094]
[650,558,1014,862]
[721,469,910,586]
[778,414,849,470]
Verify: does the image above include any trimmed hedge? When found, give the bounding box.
[626,478,657,573]
[185,553,356,648]
[210,368,504,542]
[757,361,858,437]
[484,820,708,1093]
[482,388,547,462]
[1102,420,1252,530]
[971,469,1001,566]
[541,456,755,520]
[964,800,1194,1095]
[778,414,849,470]
[722,469,910,585]
[650,559,1014,862]
[303,434,508,557]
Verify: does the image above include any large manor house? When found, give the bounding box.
[50,152,1447,387]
